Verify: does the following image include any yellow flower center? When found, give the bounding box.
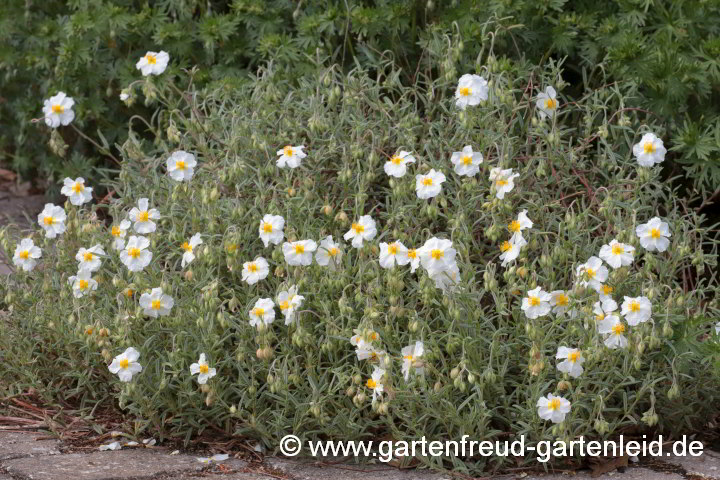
[404,355,413,361]
[19,250,29,260]
[629,301,640,312]
[263,222,273,233]
[370,332,378,341]
[529,296,541,306]
[111,226,122,237]
[611,244,625,255]
[422,177,433,186]
[430,249,444,260]
[72,182,84,194]
[227,244,238,253]
[366,378,377,389]
[119,358,130,369]
[555,294,569,306]
[547,398,561,410]
[462,155,472,165]
[78,279,89,290]
[650,228,661,239]
[151,299,162,310]
[83,252,94,262]
[596,313,605,321]
[602,285,613,295]
[388,243,398,255]
[43,216,55,226]
[145,54,156,64]
[509,220,521,233]
[248,263,258,273]
[390,156,403,165]
[86,328,93,335]
[252,308,265,317]
[407,249,417,259]
[352,223,364,234]
[328,247,338,257]
[51,104,64,114]
[283,146,294,157]
[568,351,580,363]
[125,289,134,298]
[280,301,290,311]
[500,241,512,252]
[496,179,508,187]
[182,242,192,252]
[175,160,186,170]
[545,98,557,110]
[199,364,209,374]
[128,247,141,259]
[643,142,655,154]
[585,267,596,279]
[458,86,471,97]
[612,323,626,335]
[294,244,305,254]
[136,211,149,222]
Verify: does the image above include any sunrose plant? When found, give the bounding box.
[1,56,719,475]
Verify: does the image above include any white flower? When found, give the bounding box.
[259,214,285,247]
[282,239,317,266]
[593,298,618,323]
[354,341,386,362]
[249,298,275,327]
[632,133,666,167]
[128,198,161,234]
[576,256,609,292]
[197,454,229,464]
[110,220,131,250]
[167,151,197,182]
[621,296,652,326]
[76,244,105,272]
[401,341,424,380]
[715,322,720,335]
[536,86,559,119]
[521,287,552,319]
[136,51,169,76]
[499,236,527,267]
[343,215,377,248]
[315,235,342,269]
[139,287,174,318]
[556,346,584,378]
[60,177,93,205]
[598,315,628,349]
[599,239,635,269]
[450,145,483,177]
[406,247,421,273]
[636,217,671,252]
[99,442,122,451]
[12,238,41,272]
[242,257,269,285]
[276,145,306,168]
[454,74,489,110]
[537,393,571,423]
[431,262,460,292]
[68,269,98,298]
[419,237,456,276]
[37,203,66,239]
[549,290,571,316]
[508,209,533,243]
[599,284,616,303]
[119,92,130,101]
[379,241,409,269]
[383,151,416,178]
[120,235,153,272]
[489,167,519,199]
[42,92,75,128]
[415,169,446,199]
[108,347,142,382]
[366,367,385,401]
[277,286,305,325]
[190,353,217,385]
[181,233,203,268]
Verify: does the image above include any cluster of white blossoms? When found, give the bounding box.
[499,210,533,267]
[248,285,306,328]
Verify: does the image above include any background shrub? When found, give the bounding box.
[2,0,719,197]
[1,49,719,474]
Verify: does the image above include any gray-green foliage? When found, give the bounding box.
[1,53,719,473]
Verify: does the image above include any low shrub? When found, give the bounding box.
[1,54,719,474]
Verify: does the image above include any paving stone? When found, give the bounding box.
[663,449,720,479]
[525,466,686,479]
[265,457,449,480]
[2,449,205,480]
[0,431,61,460]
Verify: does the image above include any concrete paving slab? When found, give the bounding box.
[525,466,686,479]
[2,449,205,480]
[265,457,449,480]
[0,431,61,460]
[662,449,720,479]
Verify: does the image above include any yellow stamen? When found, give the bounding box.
[462,156,472,165]
[366,378,377,389]
[43,216,55,226]
[430,249,444,260]
[111,226,122,237]
[422,177,433,186]
[496,179,508,187]
[294,244,305,254]
[500,241,512,252]
[545,98,557,109]
[119,358,130,369]
[283,146,294,157]
[248,263,258,273]
[280,301,290,311]
[145,54,156,64]
[128,247,141,259]
[458,86,471,97]
[328,247,338,257]
[182,242,192,252]
[650,228,661,239]
[388,243,398,255]
[151,299,162,310]
[529,296,540,307]
[78,279,89,290]
[407,249,417,259]
[404,355,413,361]
[390,156,403,165]
[199,364,209,374]
[509,220,521,233]
[555,294,569,306]
[547,398,561,410]
[252,308,265,317]
[263,222,273,233]
[612,323,626,335]
[629,301,640,312]
[51,104,64,114]
[611,244,624,255]
[136,211,149,222]
[568,351,580,363]
[352,223,364,234]
[585,267,596,279]
[370,332,378,341]
[175,160,186,170]
[19,250,29,260]
[83,252,94,262]
[72,182,84,194]
[643,142,655,154]
[602,285,613,295]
